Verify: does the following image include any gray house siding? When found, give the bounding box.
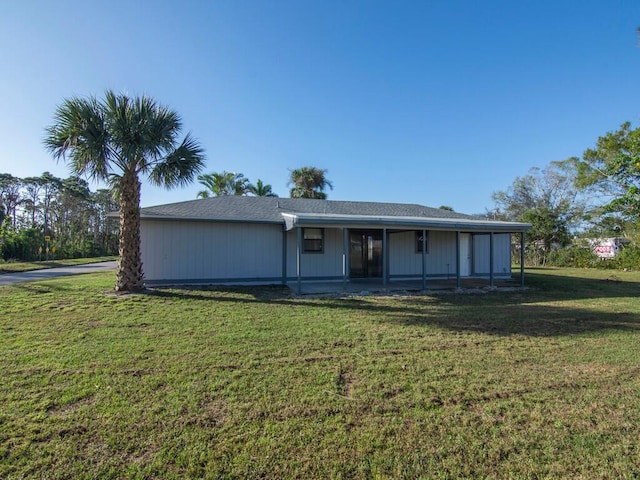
[388,231,420,276]
[389,231,457,278]
[427,231,459,276]
[389,231,512,279]
[141,222,515,285]
[473,233,511,276]
[285,228,344,279]
[141,220,283,283]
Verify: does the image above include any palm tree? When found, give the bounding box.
[248,179,278,197]
[44,90,205,292]
[197,172,230,197]
[288,166,333,199]
[230,172,251,195]
[197,171,250,197]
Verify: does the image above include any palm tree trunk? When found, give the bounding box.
[116,172,144,292]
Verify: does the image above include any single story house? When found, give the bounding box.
[137,196,531,293]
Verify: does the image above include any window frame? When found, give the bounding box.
[416,230,429,254]
[302,227,324,254]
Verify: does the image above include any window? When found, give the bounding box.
[416,231,429,253]
[303,228,324,253]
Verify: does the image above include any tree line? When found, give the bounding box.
[0,172,119,261]
[491,122,640,268]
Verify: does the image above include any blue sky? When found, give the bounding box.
[1,1,639,214]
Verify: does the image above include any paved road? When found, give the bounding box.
[0,261,118,286]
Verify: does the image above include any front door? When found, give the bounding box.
[349,230,383,278]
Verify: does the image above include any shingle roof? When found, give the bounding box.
[139,196,483,223]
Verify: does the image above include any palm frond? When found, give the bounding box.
[44,95,112,182]
[148,133,205,188]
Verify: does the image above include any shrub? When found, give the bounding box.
[611,244,640,270]
[546,246,600,268]
[546,241,640,271]
[0,228,43,261]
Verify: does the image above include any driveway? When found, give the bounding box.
[0,261,117,286]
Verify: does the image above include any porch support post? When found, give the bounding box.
[282,228,287,285]
[342,228,348,291]
[421,229,427,291]
[520,231,526,287]
[456,231,461,290]
[489,232,495,287]
[296,227,302,294]
[382,228,388,287]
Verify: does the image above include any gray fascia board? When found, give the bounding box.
[281,212,531,232]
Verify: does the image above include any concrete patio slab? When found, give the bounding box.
[288,277,519,295]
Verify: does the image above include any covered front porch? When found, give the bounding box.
[281,212,530,295]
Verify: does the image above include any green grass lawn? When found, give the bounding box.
[1,268,639,479]
[0,256,117,274]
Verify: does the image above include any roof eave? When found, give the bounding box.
[281,213,531,232]
[137,214,283,224]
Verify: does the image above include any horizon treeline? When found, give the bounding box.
[0,172,119,261]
